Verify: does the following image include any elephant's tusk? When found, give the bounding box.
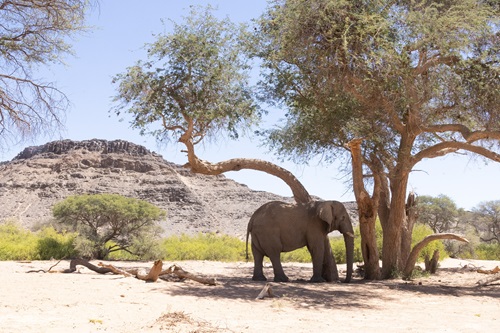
[344,232,355,238]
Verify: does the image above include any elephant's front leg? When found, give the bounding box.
[308,242,326,283]
[321,238,339,282]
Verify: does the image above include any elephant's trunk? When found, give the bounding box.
[343,231,354,283]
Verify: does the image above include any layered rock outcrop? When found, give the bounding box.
[0,139,289,238]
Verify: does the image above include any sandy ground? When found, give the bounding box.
[0,258,499,333]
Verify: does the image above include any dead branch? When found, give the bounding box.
[160,264,217,286]
[403,233,468,279]
[476,272,500,287]
[255,283,275,300]
[99,260,163,282]
[26,259,215,285]
[477,266,500,275]
[27,258,114,274]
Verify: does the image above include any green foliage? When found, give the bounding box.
[112,5,260,143]
[52,193,165,259]
[162,233,247,262]
[473,200,500,244]
[256,0,500,277]
[475,243,500,260]
[0,221,39,260]
[36,227,78,260]
[412,224,447,262]
[0,221,77,260]
[281,246,312,263]
[417,194,459,233]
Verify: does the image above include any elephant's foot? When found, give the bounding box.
[252,274,267,281]
[273,275,289,282]
[309,275,326,283]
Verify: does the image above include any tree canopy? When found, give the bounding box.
[0,0,95,150]
[52,193,165,259]
[255,0,499,278]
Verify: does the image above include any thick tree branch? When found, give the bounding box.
[413,141,500,165]
[178,115,312,204]
[422,124,500,143]
[403,233,469,279]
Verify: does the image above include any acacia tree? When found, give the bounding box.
[255,0,499,278]
[52,193,165,259]
[0,0,95,150]
[473,200,500,243]
[417,195,460,233]
[111,5,311,203]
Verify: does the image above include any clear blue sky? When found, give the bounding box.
[1,0,499,210]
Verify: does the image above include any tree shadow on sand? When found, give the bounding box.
[150,264,500,311]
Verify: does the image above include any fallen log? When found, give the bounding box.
[477,266,500,275]
[27,259,215,285]
[160,264,217,286]
[27,258,114,274]
[476,273,500,287]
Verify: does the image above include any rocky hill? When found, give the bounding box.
[0,139,357,239]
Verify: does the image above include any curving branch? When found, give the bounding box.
[403,233,469,279]
[422,123,500,143]
[413,141,500,166]
[178,115,312,204]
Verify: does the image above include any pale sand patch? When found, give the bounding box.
[0,259,498,332]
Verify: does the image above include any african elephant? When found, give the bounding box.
[246,200,354,283]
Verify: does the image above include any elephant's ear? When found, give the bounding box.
[317,202,334,228]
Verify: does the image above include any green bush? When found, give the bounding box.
[0,221,39,260]
[411,224,447,262]
[162,233,247,262]
[475,243,500,260]
[36,227,78,260]
[281,246,311,262]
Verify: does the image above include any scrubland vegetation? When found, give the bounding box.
[2,217,494,263]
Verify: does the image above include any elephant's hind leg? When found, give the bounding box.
[251,243,267,281]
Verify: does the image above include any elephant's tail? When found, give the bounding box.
[245,220,252,261]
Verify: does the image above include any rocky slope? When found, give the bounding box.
[0,139,357,239]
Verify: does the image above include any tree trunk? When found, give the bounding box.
[381,172,410,279]
[347,139,381,280]
[400,192,418,268]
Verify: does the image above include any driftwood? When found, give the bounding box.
[255,283,275,300]
[160,264,217,286]
[27,259,216,285]
[475,266,500,287]
[27,258,114,274]
[476,273,500,287]
[99,260,163,282]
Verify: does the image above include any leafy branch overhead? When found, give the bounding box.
[112,5,311,203]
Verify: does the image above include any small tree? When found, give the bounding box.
[52,193,165,259]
